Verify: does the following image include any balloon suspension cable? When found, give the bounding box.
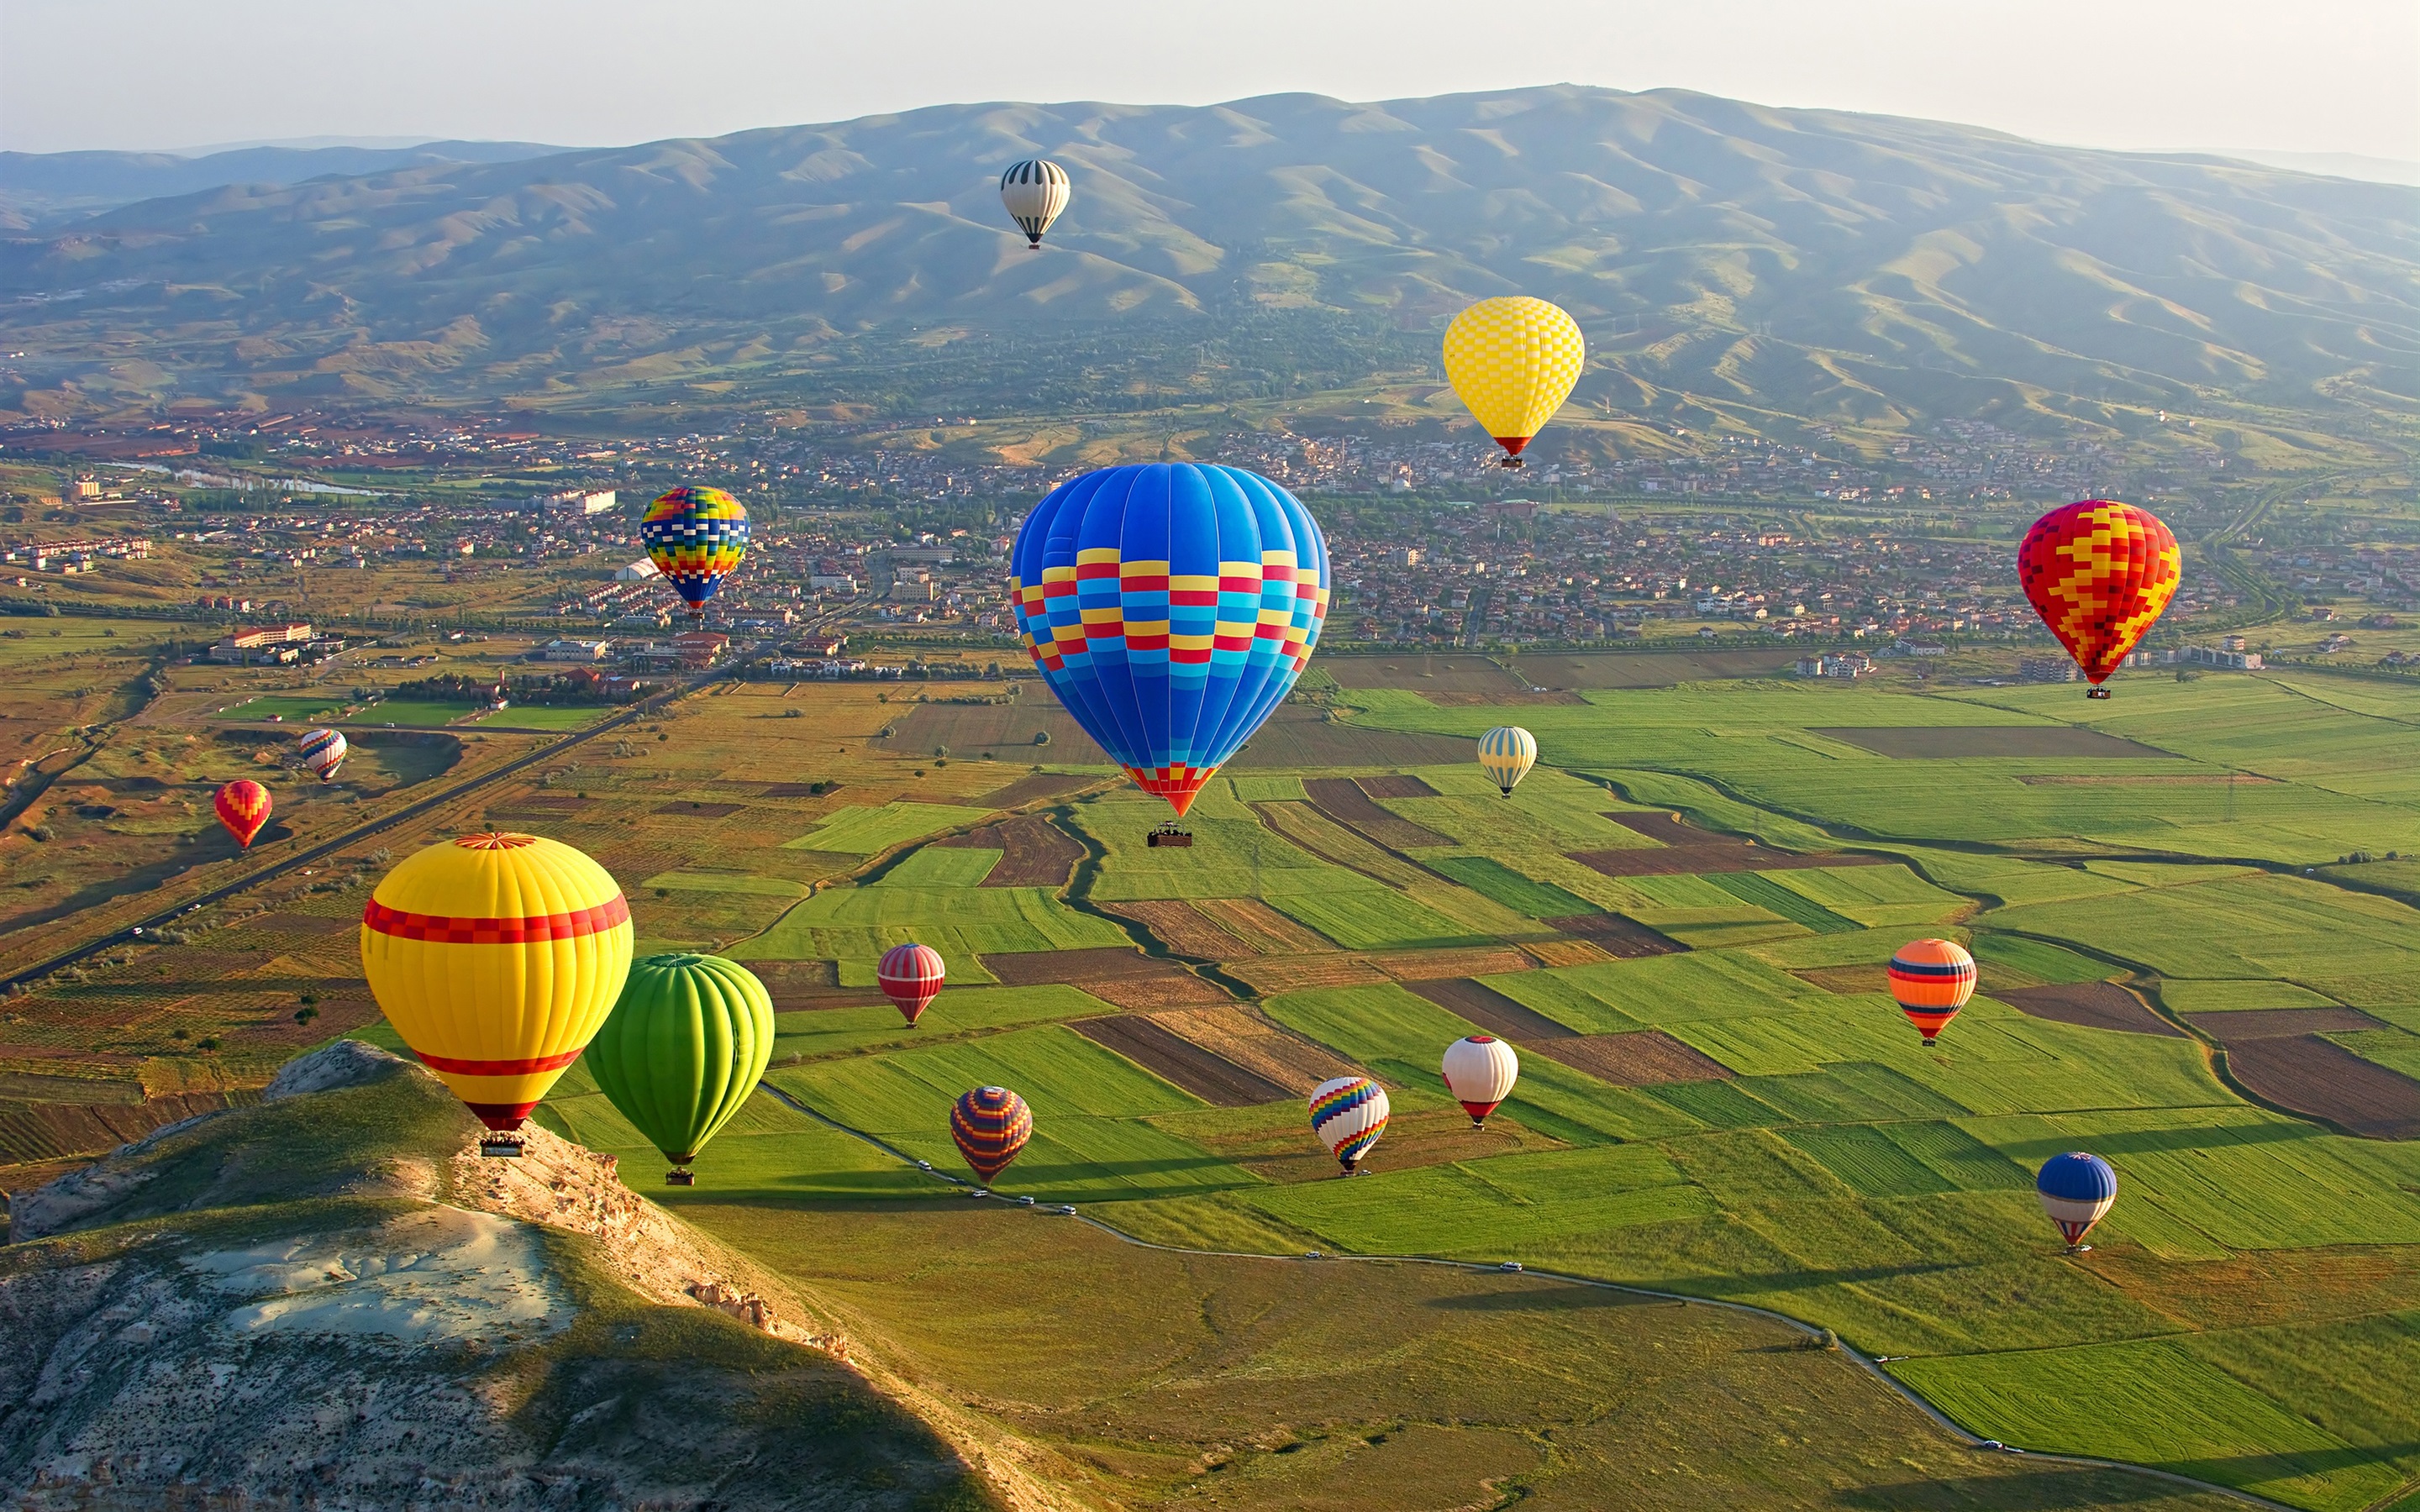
[478,1132,526,1159]
[666,1168,695,1188]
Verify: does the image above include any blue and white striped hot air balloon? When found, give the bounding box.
[1009,464,1328,825]
[2037,1152,2118,1251]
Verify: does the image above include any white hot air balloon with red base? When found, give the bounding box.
[1442,1035,1520,1127]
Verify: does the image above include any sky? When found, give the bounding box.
[3,0,2415,161]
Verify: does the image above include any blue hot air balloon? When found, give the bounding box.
[2036,1152,2118,1251]
[1010,464,1329,827]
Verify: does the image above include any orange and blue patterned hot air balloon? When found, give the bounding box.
[1888,937,1976,1046]
[214,779,272,848]
[640,486,750,620]
[2018,501,2181,699]
[951,1085,1033,1184]
[1009,464,1328,823]
[359,832,634,1154]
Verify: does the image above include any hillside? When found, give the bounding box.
[0,139,569,232]
[3,85,2412,440]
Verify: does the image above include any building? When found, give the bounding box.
[672,630,730,669]
[2185,644,2265,670]
[536,638,611,662]
[2019,656,2079,683]
[534,489,618,516]
[614,559,661,583]
[1794,653,1873,680]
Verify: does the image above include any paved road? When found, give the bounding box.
[1,670,727,994]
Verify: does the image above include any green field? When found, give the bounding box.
[217,694,351,722]
[779,801,996,854]
[348,699,481,727]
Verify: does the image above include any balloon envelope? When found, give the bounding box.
[1477,726,1537,795]
[999,159,1071,246]
[877,942,946,1026]
[1010,463,1329,817]
[2018,501,2181,684]
[2037,1152,2118,1247]
[297,727,347,781]
[1888,937,1976,1044]
[214,780,271,848]
[641,486,750,617]
[952,1085,1033,1181]
[1441,1035,1519,1125]
[359,832,633,1133]
[586,953,773,1172]
[1443,297,1586,461]
[1308,1074,1389,1172]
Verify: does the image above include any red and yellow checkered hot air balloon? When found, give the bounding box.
[359,832,633,1155]
[2018,501,2181,698]
[213,779,272,849]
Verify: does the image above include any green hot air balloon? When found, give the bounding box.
[586,952,774,1186]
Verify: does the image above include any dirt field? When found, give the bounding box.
[964,772,1099,808]
[1082,973,1237,1011]
[1542,912,1688,958]
[1534,1030,1735,1085]
[1522,937,1616,969]
[1355,774,1440,800]
[1812,727,2178,759]
[932,814,1081,886]
[1069,1015,1292,1106]
[1191,897,1336,953]
[1226,955,1392,994]
[653,801,748,817]
[2000,982,2183,1037]
[1322,655,1525,693]
[2187,1008,2388,1040]
[1303,777,1453,849]
[2216,1034,2420,1140]
[1147,1007,1365,1095]
[980,946,1166,987]
[1409,978,1581,1041]
[738,958,895,1011]
[887,700,1472,770]
[759,781,843,798]
[1569,810,1890,878]
[1097,900,1251,959]
[1370,947,1539,983]
[1504,649,1804,688]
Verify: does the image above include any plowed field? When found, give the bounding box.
[1409,978,1580,1041]
[1542,913,1688,958]
[1533,1031,1734,1084]
[1302,777,1452,848]
[933,814,1081,886]
[1098,900,1251,959]
[965,771,1099,809]
[1146,1007,1366,1095]
[1355,774,1440,800]
[1069,1016,1292,1106]
[2001,982,2181,1037]
[2217,1034,2420,1140]
[1812,727,2177,759]
[1192,897,1335,953]
[1226,955,1391,994]
[1569,810,1889,876]
[1370,948,1539,983]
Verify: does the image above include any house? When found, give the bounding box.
[1794,654,1872,680]
[2019,656,2079,683]
[212,622,313,664]
[536,638,611,662]
[671,631,729,669]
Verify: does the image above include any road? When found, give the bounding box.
[0,665,735,995]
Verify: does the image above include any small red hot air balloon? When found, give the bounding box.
[877,942,944,1026]
[1889,938,1977,1046]
[214,780,272,848]
[2018,501,2181,699]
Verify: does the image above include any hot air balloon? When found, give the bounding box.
[1441,1036,1519,1127]
[1443,297,1586,468]
[1009,463,1328,838]
[1889,937,1977,1046]
[214,779,272,849]
[297,727,347,782]
[1476,726,1537,797]
[1308,1075,1389,1175]
[999,159,1070,248]
[952,1085,1033,1183]
[2037,1152,2118,1252]
[359,832,634,1157]
[877,942,945,1026]
[586,953,773,1186]
[640,486,750,621]
[2018,501,2181,700]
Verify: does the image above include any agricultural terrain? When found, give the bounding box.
[6,659,2420,1509]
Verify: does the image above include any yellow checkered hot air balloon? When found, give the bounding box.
[359,832,633,1156]
[1443,297,1586,468]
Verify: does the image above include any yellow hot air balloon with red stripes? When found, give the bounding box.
[359,832,633,1154]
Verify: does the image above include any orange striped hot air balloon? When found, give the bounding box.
[2018,501,2181,699]
[214,779,272,848]
[1888,937,1977,1046]
[359,832,633,1156]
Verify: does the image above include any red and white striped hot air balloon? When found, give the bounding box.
[877,942,945,1027]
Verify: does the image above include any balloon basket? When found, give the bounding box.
[666,1168,695,1187]
[1922,1036,1938,1047]
[478,1134,526,1159]
[2086,687,2111,700]
[1146,827,1193,848]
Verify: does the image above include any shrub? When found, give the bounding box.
[1033,731,1051,746]
[196,1036,222,1052]
[294,1006,318,1025]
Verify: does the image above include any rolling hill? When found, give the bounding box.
[0,139,570,231]
[3,85,2413,434]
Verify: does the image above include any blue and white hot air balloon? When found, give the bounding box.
[2037,1152,2118,1251]
[1009,464,1329,828]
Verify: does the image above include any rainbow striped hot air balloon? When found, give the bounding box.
[2018,501,2181,699]
[1442,1035,1520,1127]
[640,486,750,620]
[1009,463,1328,828]
[1888,938,1977,1046]
[951,1086,1033,1184]
[1309,1075,1389,1175]
[297,727,347,782]
[877,942,945,1026]
[2037,1152,2118,1252]
[359,832,633,1156]
[214,779,272,849]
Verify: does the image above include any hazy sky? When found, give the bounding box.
[3,0,2414,160]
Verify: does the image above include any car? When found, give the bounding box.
[1053,1205,1076,1215]
[914,1160,932,1171]
[1498,1261,1523,1273]
[965,1187,990,1199]
[1977,1441,2004,1452]
[1302,1251,1324,1260]
[1014,1194,1036,1207]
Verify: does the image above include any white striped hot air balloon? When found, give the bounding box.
[999,159,1071,249]
[297,727,347,782]
[1477,726,1537,796]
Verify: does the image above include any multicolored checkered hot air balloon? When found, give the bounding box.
[1444,297,1586,468]
[640,486,750,620]
[877,942,945,1026]
[1889,937,1977,1046]
[2018,501,2181,698]
[1009,464,1328,826]
[359,832,633,1156]
[951,1085,1033,1183]
[1309,1074,1389,1175]
[297,727,347,782]
[214,779,272,848]
[2037,1152,2118,1252]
